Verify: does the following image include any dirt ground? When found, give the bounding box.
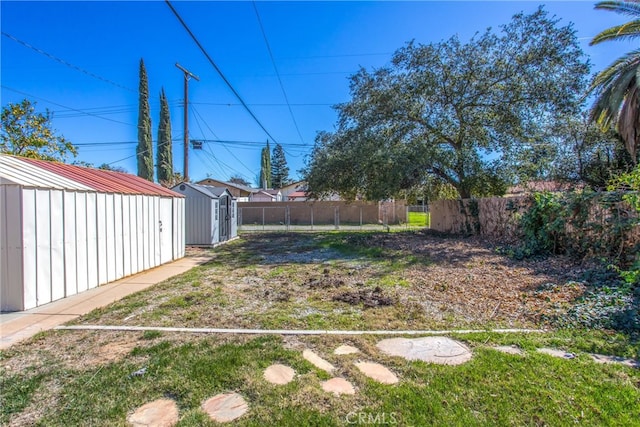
[73,230,592,331]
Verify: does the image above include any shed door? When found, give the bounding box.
[219,195,230,242]
[159,198,173,263]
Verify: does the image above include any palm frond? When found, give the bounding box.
[588,49,640,95]
[588,55,640,128]
[595,1,640,18]
[591,20,640,44]
[617,83,640,161]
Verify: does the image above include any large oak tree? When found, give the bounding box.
[304,8,590,200]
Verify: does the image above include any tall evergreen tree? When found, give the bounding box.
[259,141,272,188]
[270,143,290,188]
[157,88,173,184]
[137,59,153,181]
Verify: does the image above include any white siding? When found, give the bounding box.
[50,190,65,302]
[21,189,37,309]
[122,196,132,276]
[0,185,24,311]
[75,192,89,293]
[133,196,145,273]
[86,192,98,289]
[1,180,185,311]
[96,193,107,286]
[114,194,124,279]
[35,189,52,306]
[63,191,77,297]
[152,197,160,266]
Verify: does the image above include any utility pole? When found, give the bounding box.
[175,63,199,181]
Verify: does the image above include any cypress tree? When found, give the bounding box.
[270,143,290,188]
[259,141,272,188]
[137,59,153,181]
[157,88,173,184]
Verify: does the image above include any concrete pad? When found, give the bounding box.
[127,398,179,426]
[264,364,295,385]
[493,345,524,356]
[537,348,576,359]
[201,393,248,423]
[0,255,213,350]
[354,362,399,384]
[303,349,335,373]
[590,353,639,368]
[322,377,356,395]
[377,337,472,365]
[334,345,360,355]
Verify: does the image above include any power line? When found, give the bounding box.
[253,1,305,145]
[165,0,280,144]
[190,105,256,178]
[191,102,336,107]
[1,85,137,128]
[2,32,136,93]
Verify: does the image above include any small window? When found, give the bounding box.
[215,201,219,220]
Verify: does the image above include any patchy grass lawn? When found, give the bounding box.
[2,230,639,426]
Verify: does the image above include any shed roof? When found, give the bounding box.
[173,182,233,199]
[0,155,183,197]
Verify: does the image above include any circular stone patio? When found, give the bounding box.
[377,337,473,365]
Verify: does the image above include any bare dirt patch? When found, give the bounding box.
[71,231,592,331]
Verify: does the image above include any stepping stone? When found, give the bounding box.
[334,345,360,355]
[303,349,335,373]
[354,361,399,384]
[322,377,356,395]
[377,337,472,365]
[264,364,295,385]
[127,398,179,427]
[590,353,640,368]
[537,348,576,359]
[201,393,248,423]
[493,345,524,356]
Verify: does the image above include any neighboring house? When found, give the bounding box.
[196,178,254,201]
[279,180,307,200]
[250,189,282,202]
[287,190,308,201]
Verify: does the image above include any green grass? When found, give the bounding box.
[1,333,638,426]
[3,231,640,425]
[408,211,430,227]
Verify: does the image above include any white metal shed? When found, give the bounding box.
[0,155,185,312]
[171,182,237,245]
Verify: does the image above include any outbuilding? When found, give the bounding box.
[0,155,185,312]
[171,182,237,245]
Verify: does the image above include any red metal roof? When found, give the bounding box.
[17,157,183,197]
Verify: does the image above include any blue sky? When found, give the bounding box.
[0,1,632,185]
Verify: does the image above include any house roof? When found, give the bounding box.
[196,178,255,193]
[288,191,307,198]
[0,155,183,197]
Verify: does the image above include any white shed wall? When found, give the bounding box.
[0,185,24,311]
[1,186,185,312]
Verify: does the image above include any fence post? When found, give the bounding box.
[286,206,290,231]
[310,206,314,230]
[262,207,265,231]
[359,207,363,228]
[334,206,339,230]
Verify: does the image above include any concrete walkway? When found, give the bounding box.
[0,255,213,350]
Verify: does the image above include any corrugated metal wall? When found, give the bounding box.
[0,187,185,312]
